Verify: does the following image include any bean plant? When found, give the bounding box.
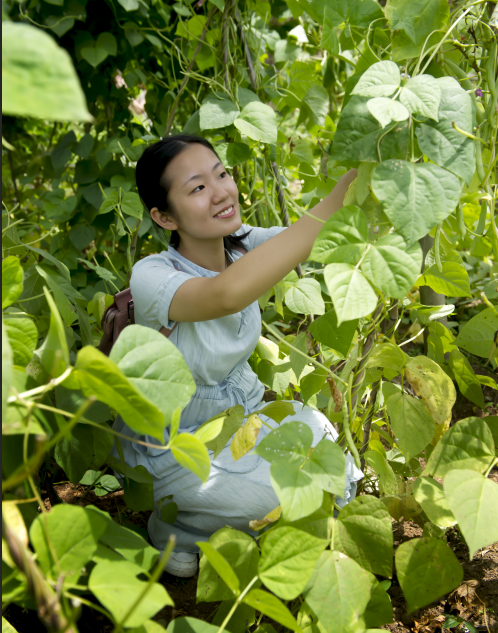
[2,0,498,631]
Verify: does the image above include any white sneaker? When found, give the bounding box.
[165,551,198,578]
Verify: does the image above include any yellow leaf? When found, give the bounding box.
[230,414,262,462]
[249,505,282,531]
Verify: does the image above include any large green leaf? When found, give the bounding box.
[197,528,260,603]
[313,0,383,27]
[309,205,368,265]
[30,505,107,583]
[2,22,92,121]
[254,421,313,464]
[198,543,240,596]
[386,393,435,461]
[395,537,463,613]
[444,470,498,558]
[308,310,358,357]
[320,7,339,54]
[110,325,195,428]
[330,96,409,163]
[324,263,377,324]
[423,417,495,477]
[4,318,38,367]
[303,85,329,127]
[64,345,165,442]
[234,102,277,144]
[448,349,485,408]
[361,234,422,299]
[454,308,498,359]
[170,433,210,483]
[386,0,450,62]
[55,423,113,485]
[304,550,374,633]
[367,97,409,128]
[285,279,325,315]
[333,495,393,577]
[199,93,239,130]
[301,439,346,496]
[196,405,245,459]
[352,61,401,98]
[362,581,394,628]
[419,262,471,298]
[412,477,456,528]
[399,75,441,120]
[2,257,24,309]
[371,160,461,246]
[167,618,219,633]
[89,560,173,628]
[270,460,323,522]
[416,77,475,185]
[258,527,327,600]
[243,589,302,632]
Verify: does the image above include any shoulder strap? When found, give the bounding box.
[232,244,248,255]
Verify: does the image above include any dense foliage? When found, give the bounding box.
[2,0,498,631]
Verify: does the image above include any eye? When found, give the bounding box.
[219,170,228,179]
[191,184,205,193]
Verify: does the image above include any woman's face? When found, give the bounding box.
[151,143,241,241]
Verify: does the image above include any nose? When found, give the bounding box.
[212,180,229,204]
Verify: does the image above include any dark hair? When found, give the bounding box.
[135,133,250,253]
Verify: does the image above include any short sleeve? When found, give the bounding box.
[234,224,287,251]
[130,255,194,330]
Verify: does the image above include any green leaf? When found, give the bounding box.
[2,257,24,309]
[367,97,409,128]
[237,86,261,109]
[110,325,195,428]
[25,245,71,282]
[2,617,18,633]
[4,318,38,367]
[274,40,301,64]
[166,618,219,633]
[320,8,339,54]
[255,421,313,464]
[256,401,295,424]
[2,22,92,121]
[270,460,323,522]
[99,189,119,215]
[170,433,210,483]
[200,93,239,130]
[352,61,401,98]
[303,550,374,633]
[77,259,116,282]
[197,527,260,603]
[309,310,357,357]
[387,393,435,461]
[324,264,377,325]
[419,262,471,298]
[197,405,245,459]
[444,469,498,558]
[300,367,328,406]
[55,423,113,485]
[35,266,76,327]
[64,345,165,442]
[386,0,450,62]
[198,543,240,596]
[69,224,96,251]
[399,75,441,120]
[216,142,252,168]
[89,560,173,628]
[2,321,13,420]
[30,505,107,583]
[416,77,475,185]
[303,85,329,127]
[367,342,408,376]
[448,350,484,408]
[118,0,139,10]
[81,40,108,67]
[309,205,368,265]
[361,234,423,299]
[333,495,393,577]
[302,439,346,496]
[243,589,302,633]
[371,160,462,246]
[483,416,498,448]
[258,527,327,600]
[285,278,325,315]
[330,96,409,163]
[122,464,154,511]
[74,159,100,184]
[412,477,456,528]
[231,414,262,461]
[423,417,495,478]
[121,192,143,219]
[36,288,70,378]
[364,450,398,495]
[405,356,456,427]
[234,102,277,145]
[454,308,498,359]
[395,537,463,613]
[363,581,394,628]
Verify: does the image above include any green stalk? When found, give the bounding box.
[343,374,361,470]
[216,576,259,633]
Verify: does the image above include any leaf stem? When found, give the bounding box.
[217,576,259,633]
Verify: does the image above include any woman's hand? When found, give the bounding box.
[169,168,358,322]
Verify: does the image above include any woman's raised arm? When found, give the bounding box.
[168,169,357,323]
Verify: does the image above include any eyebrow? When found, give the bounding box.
[183,161,222,187]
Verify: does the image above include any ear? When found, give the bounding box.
[150,207,178,231]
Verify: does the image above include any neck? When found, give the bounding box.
[177,233,227,273]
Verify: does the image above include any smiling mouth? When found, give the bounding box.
[214,205,235,218]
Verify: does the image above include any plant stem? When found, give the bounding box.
[217,576,259,633]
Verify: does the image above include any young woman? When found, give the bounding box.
[112,134,362,577]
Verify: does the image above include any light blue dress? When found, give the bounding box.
[112,225,363,552]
